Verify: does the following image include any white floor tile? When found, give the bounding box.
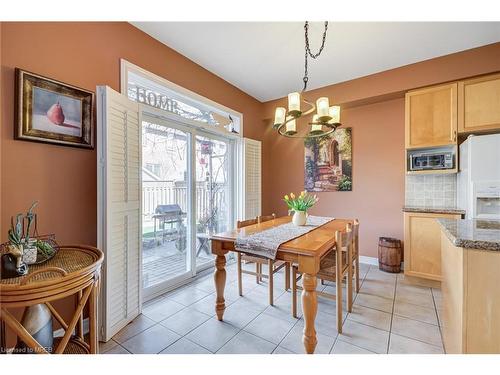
[121,324,181,354]
[160,307,211,335]
[391,315,443,347]
[217,331,276,354]
[160,338,212,354]
[347,304,392,331]
[185,318,240,353]
[337,320,390,354]
[330,339,376,354]
[389,333,444,354]
[244,312,296,344]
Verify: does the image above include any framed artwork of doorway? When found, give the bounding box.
[304,127,352,192]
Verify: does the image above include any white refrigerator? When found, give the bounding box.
[457,133,500,219]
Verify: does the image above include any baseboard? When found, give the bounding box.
[53,318,89,337]
[359,256,405,270]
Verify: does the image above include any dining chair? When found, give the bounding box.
[351,219,360,293]
[319,220,359,307]
[291,223,353,333]
[236,214,289,305]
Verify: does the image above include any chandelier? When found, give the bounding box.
[273,21,341,138]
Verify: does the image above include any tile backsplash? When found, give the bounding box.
[405,174,457,208]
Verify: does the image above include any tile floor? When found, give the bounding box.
[100,262,445,354]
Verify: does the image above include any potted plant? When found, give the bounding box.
[283,191,319,226]
[8,202,39,265]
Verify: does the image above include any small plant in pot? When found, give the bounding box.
[283,191,319,226]
[7,201,52,265]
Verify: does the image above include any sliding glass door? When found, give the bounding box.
[141,118,193,298]
[194,133,233,270]
[141,115,235,299]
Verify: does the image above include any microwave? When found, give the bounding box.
[409,150,454,171]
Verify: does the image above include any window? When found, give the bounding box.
[121,59,242,136]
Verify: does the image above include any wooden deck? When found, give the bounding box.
[142,242,213,288]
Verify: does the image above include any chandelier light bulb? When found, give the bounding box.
[286,117,297,134]
[288,92,301,114]
[328,105,341,123]
[316,97,330,120]
[311,114,322,133]
[274,107,286,125]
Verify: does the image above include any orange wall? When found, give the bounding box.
[261,99,405,257]
[261,42,500,257]
[0,22,264,244]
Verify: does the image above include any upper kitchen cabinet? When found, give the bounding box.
[405,83,458,149]
[458,73,500,134]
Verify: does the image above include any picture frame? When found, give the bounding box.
[15,68,94,149]
[304,127,353,192]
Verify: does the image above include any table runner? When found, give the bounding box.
[235,216,334,259]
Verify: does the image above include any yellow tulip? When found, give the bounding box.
[300,191,306,197]
[290,193,295,199]
[284,195,289,200]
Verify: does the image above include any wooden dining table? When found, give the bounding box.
[210,216,352,354]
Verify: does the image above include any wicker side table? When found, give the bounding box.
[0,245,103,354]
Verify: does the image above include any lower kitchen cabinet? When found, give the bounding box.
[403,212,462,280]
[441,232,500,353]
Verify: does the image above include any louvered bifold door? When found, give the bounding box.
[243,138,262,219]
[97,86,141,342]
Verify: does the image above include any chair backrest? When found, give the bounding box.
[257,213,276,223]
[237,217,258,229]
[335,223,353,270]
[352,219,359,257]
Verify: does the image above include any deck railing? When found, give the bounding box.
[142,180,227,223]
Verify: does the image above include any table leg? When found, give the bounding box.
[76,291,84,340]
[301,273,318,354]
[214,254,227,320]
[89,281,99,354]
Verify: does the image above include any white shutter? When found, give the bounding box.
[97,86,141,342]
[243,138,262,219]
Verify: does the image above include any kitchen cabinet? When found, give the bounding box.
[441,232,500,353]
[405,83,458,149]
[403,212,462,281]
[458,72,500,134]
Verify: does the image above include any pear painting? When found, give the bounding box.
[46,102,65,125]
[16,68,94,148]
[31,88,83,137]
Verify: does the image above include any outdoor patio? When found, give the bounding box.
[143,236,214,289]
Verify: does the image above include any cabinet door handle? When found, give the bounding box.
[453,130,457,142]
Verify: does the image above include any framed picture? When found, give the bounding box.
[304,128,353,192]
[15,68,94,149]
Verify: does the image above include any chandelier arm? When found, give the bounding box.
[277,123,338,139]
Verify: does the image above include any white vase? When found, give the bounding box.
[22,241,38,265]
[292,211,307,226]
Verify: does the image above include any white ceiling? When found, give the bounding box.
[131,22,500,102]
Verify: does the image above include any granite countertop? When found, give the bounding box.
[403,206,466,215]
[438,218,500,251]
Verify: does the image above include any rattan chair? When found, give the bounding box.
[236,214,290,305]
[291,223,353,333]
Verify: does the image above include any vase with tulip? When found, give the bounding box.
[283,191,319,226]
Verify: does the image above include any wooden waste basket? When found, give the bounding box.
[378,237,402,273]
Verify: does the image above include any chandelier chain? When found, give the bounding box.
[303,21,328,91]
